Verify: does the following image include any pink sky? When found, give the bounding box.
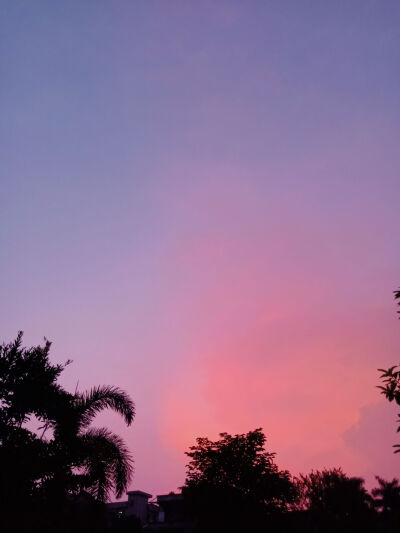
[1,1,400,496]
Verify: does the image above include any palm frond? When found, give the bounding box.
[79,427,134,501]
[75,385,135,428]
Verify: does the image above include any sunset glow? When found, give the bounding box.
[1,1,400,495]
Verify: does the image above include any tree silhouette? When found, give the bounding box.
[372,477,400,532]
[0,333,68,507]
[296,468,375,532]
[372,476,400,513]
[183,428,296,532]
[0,333,135,532]
[378,288,400,452]
[49,384,134,501]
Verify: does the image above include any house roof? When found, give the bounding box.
[127,490,153,498]
[157,493,184,502]
[107,501,127,509]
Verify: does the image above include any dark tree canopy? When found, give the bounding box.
[378,288,400,451]
[296,468,374,532]
[183,428,296,531]
[0,331,68,428]
[395,289,400,317]
[372,476,400,513]
[0,333,70,509]
[296,468,371,512]
[372,476,400,532]
[0,333,135,532]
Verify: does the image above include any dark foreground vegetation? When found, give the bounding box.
[0,332,134,532]
[1,290,400,532]
[177,428,400,533]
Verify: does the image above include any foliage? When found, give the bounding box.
[296,468,375,532]
[396,288,400,317]
[296,467,371,512]
[0,331,69,430]
[0,333,69,507]
[49,384,135,501]
[372,476,400,513]
[183,428,296,531]
[0,333,135,531]
[372,477,400,532]
[378,288,400,452]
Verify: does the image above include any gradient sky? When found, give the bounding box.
[1,1,400,496]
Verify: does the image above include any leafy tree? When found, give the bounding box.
[0,333,135,532]
[0,333,69,511]
[183,428,296,531]
[378,288,400,451]
[372,477,400,532]
[296,468,375,532]
[372,476,400,513]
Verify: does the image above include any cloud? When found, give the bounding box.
[343,400,400,486]
[159,309,391,479]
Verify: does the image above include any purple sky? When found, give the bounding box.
[1,1,400,497]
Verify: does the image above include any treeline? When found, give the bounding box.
[1,286,400,533]
[177,289,400,533]
[0,333,134,533]
[1,335,399,533]
[180,428,400,533]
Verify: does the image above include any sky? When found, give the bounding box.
[1,0,400,496]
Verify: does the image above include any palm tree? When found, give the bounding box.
[49,385,135,502]
[372,476,400,514]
